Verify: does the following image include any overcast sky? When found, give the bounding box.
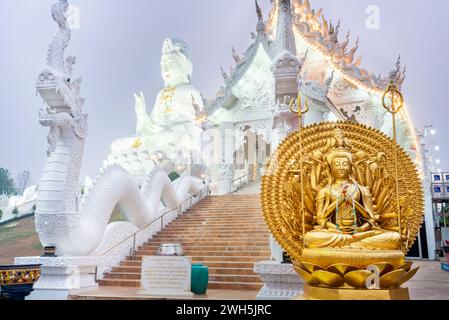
[0,0,448,184]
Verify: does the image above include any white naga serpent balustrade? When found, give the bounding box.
[35,0,206,257]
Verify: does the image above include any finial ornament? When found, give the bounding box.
[255,0,265,33]
[231,46,242,64]
[382,81,405,238]
[289,91,310,238]
[255,0,263,21]
[382,80,404,115]
[289,92,309,130]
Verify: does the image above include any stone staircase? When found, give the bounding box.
[98,195,271,291]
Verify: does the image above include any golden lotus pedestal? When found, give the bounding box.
[301,248,406,270]
[294,248,419,300]
[301,284,410,300]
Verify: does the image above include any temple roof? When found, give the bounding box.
[282,0,406,93]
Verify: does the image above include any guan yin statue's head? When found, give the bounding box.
[161,38,193,88]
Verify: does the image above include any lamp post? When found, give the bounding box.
[417,124,441,260]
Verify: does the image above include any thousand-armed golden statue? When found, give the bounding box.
[304,128,402,250]
[262,121,424,300]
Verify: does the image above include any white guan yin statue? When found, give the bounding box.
[106,38,206,178]
[34,0,205,257]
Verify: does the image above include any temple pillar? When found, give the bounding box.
[303,108,325,126]
[256,135,267,180]
[217,122,235,194]
[419,137,437,260]
[272,117,288,150]
[247,131,257,183]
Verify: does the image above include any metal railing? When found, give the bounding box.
[228,174,250,194]
[95,185,209,281]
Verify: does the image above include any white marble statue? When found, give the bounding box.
[33,1,205,257]
[135,38,205,157]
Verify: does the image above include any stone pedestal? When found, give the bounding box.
[14,256,99,300]
[254,261,304,300]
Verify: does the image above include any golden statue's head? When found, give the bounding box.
[325,129,353,180]
[327,151,353,180]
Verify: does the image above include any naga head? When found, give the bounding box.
[37,66,83,116]
[38,0,84,120]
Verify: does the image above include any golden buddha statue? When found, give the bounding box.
[262,122,425,300]
[304,129,401,251]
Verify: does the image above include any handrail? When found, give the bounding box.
[99,185,209,259]
[230,173,250,186]
[228,173,250,194]
[95,184,209,282]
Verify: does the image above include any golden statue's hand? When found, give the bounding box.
[325,222,338,230]
[355,222,371,233]
[320,198,344,222]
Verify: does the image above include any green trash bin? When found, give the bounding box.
[191,264,209,295]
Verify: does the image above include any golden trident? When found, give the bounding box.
[289,92,309,238]
[382,80,404,239]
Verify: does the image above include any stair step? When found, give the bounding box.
[104,273,261,284]
[167,223,266,227]
[129,255,269,262]
[98,279,140,288]
[104,272,141,280]
[151,234,269,238]
[133,251,270,258]
[119,261,258,269]
[133,252,270,258]
[152,235,269,240]
[138,246,271,252]
[111,266,257,276]
[209,274,261,283]
[144,241,269,247]
[153,232,269,237]
[208,281,263,291]
[99,195,268,292]
[99,279,263,290]
[164,223,267,228]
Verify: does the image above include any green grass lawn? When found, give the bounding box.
[0,208,126,264]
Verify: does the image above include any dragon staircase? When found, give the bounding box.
[70,194,270,299]
[15,0,208,300]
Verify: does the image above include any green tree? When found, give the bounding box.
[0,168,17,196]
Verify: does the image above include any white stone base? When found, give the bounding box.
[254,261,304,300]
[14,256,99,300]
